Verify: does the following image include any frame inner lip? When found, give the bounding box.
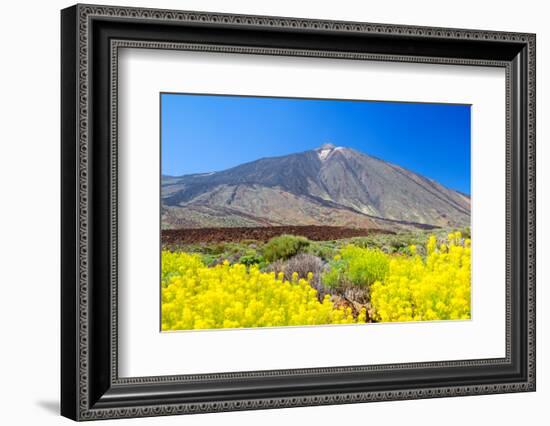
[109,38,513,385]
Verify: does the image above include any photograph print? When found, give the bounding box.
[160,93,472,331]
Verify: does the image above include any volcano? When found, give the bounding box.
[161,144,470,231]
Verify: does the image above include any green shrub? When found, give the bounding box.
[201,253,218,266]
[322,245,389,289]
[205,243,226,255]
[239,250,265,267]
[321,258,347,289]
[342,245,389,287]
[306,242,337,261]
[263,234,310,262]
[347,237,374,249]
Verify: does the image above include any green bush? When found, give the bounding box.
[306,242,337,261]
[322,245,389,289]
[205,243,226,255]
[321,258,347,289]
[201,253,218,267]
[239,250,265,267]
[263,234,310,262]
[342,245,389,286]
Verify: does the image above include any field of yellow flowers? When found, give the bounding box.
[161,231,470,331]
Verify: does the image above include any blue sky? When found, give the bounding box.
[161,93,471,194]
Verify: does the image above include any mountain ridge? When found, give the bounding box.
[161,144,470,231]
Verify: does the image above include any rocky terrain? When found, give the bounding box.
[161,144,470,231]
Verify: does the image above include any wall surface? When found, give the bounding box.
[0,0,546,424]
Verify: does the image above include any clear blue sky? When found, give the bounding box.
[161,93,471,194]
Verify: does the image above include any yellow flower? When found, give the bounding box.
[161,230,470,330]
[161,251,355,330]
[370,232,471,323]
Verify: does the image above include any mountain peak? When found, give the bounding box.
[315,143,341,161]
[162,143,471,230]
[318,143,336,150]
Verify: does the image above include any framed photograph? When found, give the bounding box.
[61,4,536,421]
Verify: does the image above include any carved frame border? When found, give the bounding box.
[62,3,535,421]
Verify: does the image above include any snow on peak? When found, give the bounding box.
[318,148,332,160]
[316,143,343,161]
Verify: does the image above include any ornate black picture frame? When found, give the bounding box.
[61,4,536,421]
